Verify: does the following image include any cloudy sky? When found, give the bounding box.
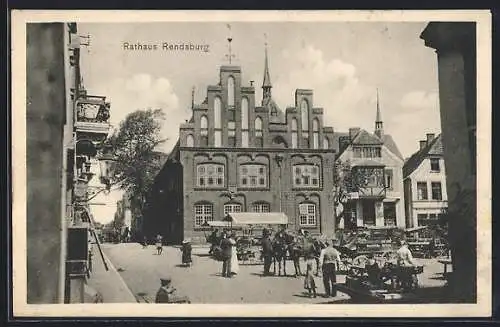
[78,21,441,223]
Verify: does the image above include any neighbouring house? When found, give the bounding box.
[335,94,406,229]
[403,133,448,229]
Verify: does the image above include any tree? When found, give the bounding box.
[106,109,167,229]
[333,160,385,230]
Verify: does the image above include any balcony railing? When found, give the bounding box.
[75,96,111,136]
[358,186,386,198]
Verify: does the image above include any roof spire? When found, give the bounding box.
[191,86,195,110]
[375,88,384,138]
[262,33,272,90]
[375,88,382,122]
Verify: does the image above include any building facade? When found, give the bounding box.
[145,48,338,244]
[403,133,448,228]
[26,23,112,304]
[335,98,406,229]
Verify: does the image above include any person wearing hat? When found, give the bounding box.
[155,276,190,303]
[319,238,342,297]
[261,228,274,276]
[219,232,233,277]
[180,239,193,267]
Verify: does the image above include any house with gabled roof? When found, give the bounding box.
[143,44,338,244]
[335,93,406,229]
[403,133,448,228]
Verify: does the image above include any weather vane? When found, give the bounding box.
[225,24,236,64]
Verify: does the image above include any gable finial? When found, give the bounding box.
[224,24,236,64]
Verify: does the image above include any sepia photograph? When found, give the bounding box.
[12,10,491,317]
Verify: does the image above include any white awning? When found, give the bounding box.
[206,221,233,227]
[228,212,288,225]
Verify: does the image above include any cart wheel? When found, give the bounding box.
[352,255,368,267]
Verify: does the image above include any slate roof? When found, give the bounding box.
[335,129,404,161]
[262,96,286,124]
[352,130,384,145]
[382,134,404,160]
[403,134,443,178]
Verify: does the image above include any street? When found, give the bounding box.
[101,242,450,304]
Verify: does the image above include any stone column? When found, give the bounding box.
[421,22,477,302]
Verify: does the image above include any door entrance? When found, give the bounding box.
[362,200,376,226]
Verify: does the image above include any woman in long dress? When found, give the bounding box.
[230,234,239,275]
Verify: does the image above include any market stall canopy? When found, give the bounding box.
[206,221,237,228]
[228,212,288,225]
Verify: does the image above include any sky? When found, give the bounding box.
[78,21,441,224]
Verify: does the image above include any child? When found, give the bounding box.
[303,260,317,298]
[181,239,193,267]
[155,234,163,255]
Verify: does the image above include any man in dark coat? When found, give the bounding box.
[155,276,190,303]
[208,229,219,255]
[261,229,274,276]
[220,233,233,277]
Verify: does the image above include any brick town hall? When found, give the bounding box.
[142,43,405,244]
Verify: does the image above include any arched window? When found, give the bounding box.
[194,202,213,227]
[214,97,222,147]
[301,99,309,131]
[255,117,263,133]
[241,97,249,147]
[291,118,298,149]
[241,97,249,129]
[227,76,235,107]
[291,118,298,131]
[293,164,320,188]
[224,202,242,216]
[239,163,267,188]
[200,115,208,131]
[323,136,330,149]
[197,163,225,188]
[252,201,270,213]
[200,115,208,146]
[186,134,194,147]
[255,117,263,147]
[214,97,222,129]
[312,118,319,149]
[298,202,316,226]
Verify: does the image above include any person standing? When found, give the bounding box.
[220,233,233,278]
[396,239,416,290]
[142,236,148,249]
[319,239,342,297]
[303,260,317,298]
[181,239,193,267]
[208,229,219,254]
[230,233,239,275]
[155,234,163,255]
[261,229,274,276]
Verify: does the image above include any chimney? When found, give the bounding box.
[349,127,361,140]
[419,140,427,150]
[426,133,435,143]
